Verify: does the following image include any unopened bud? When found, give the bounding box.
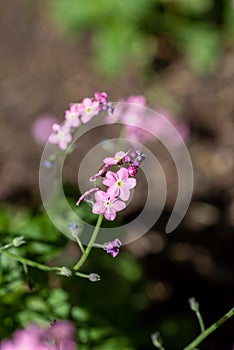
[89,273,101,282]
[128,166,137,177]
[68,223,81,237]
[189,297,199,311]
[58,267,72,277]
[12,236,25,247]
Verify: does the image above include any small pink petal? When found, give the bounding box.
[107,186,119,199]
[92,202,106,214]
[104,208,116,221]
[117,167,128,180]
[112,200,126,211]
[95,190,107,202]
[125,178,137,189]
[119,187,130,201]
[115,151,126,159]
[103,157,116,165]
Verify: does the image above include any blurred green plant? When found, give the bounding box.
[0,204,138,348]
[152,298,234,350]
[49,0,234,75]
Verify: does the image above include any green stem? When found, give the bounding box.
[1,250,60,273]
[75,236,85,254]
[195,309,205,333]
[75,271,90,279]
[73,214,103,271]
[183,307,234,350]
[0,243,13,252]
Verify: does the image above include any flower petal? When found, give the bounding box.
[112,200,126,212]
[117,167,129,180]
[107,186,119,199]
[103,157,116,165]
[95,190,107,202]
[104,208,116,221]
[125,178,137,189]
[92,202,105,214]
[119,187,130,201]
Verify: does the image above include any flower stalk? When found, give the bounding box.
[183,307,234,350]
[73,214,104,271]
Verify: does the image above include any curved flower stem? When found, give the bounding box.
[1,250,60,273]
[73,214,104,271]
[75,236,85,254]
[183,307,234,350]
[194,309,205,333]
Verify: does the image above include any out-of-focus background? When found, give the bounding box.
[0,1,234,349]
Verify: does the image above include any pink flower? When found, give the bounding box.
[94,91,108,104]
[64,104,80,128]
[31,115,57,145]
[80,98,100,124]
[49,123,72,150]
[92,190,126,221]
[103,168,136,201]
[0,321,76,350]
[103,151,128,166]
[126,95,146,106]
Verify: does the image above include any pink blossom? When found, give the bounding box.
[31,115,57,145]
[126,95,146,106]
[103,168,136,201]
[0,321,76,350]
[64,104,80,128]
[92,190,126,221]
[94,91,108,104]
[103,151,128,166]
[49,123,72,150]
[80,98,100,124]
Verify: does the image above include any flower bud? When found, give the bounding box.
[12,236,25,247]
[68,224,80,237]
[128,166,137,177]
[189,297,199,311]
[58,267,72,277]
[89,273,101,282]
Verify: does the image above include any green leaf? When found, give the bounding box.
[176,23,221,73]
[71,306,90,322]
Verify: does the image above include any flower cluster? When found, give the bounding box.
[0,321,76,350]
[106,95,189,145]
[76,150,144,222]
[49,92,112,150]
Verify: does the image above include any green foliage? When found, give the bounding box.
[49,0,234,75]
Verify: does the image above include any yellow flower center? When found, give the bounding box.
[116,180,122,188]
[86,107,92,113]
